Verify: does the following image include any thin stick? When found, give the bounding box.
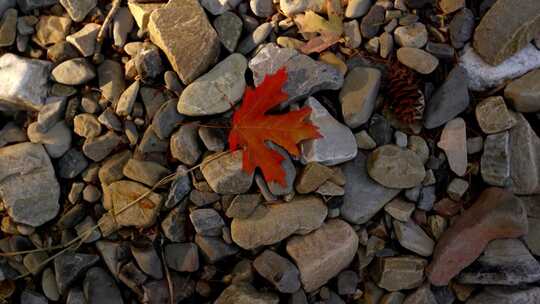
[93,0,122,63]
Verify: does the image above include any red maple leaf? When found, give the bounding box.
[228,68,322,186]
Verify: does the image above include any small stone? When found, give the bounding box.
[112,7,134,48]
[170,123,201,166]
[254,250,301,293]
[425,42,455,59]
[295,162,334,194]
[418,185,436,211]
[467,286,540,304]
[123,158,170,187]
[27,121,72,158]
[346,0,371,18]
[0,122,27,148]
[82,131,122,162]
[164,165,191,209]
[75,216,101,242]
[403,284,437,304]
[82,185,101,202]
[371,256,427,291]
[301,97,357,166]
[339,67,381,128]
[42,267,59,301]
[279,0,325,16]
[424,66,469,129]
[366,37,380,54]
[337,270,358,295]
[437,118,467,177]
[394,219,434,257]
[475,96,515,134]
[508,113,540,194]
[130,243,163,280]
[381,292,406,304]
[149,0,220,84]
[60,0,96,22]
[215,284,279,304]
[355,130,377,150]
[98,108,122,131]
[0,8,17,47]
[201,150,254,194]
[447,178,469,201]
[384,198,415,221]
[190,208,225,236]
[226,194,261,219]
[178,54,247,116]
[237,22,273,55]
[47,41,79,64]
[116,80,140,116]
[250,0,273,17]
[73,113,101,139]
[249,43,343,104]
[380,32,394,59]
[449,8,474,49]
[440,0,464,13]
[195,235,239,263]
[66,23,99,57]
[139,128,168,154]
[161,206,187,242]
[200,0,241,15]
[54,252,99,295]
[367,145,426,189]
[231,196,327,249]
[165,243,199,272]
[361,5,385,39]
[504,69,540,113]
[397,47,439,74]
[427,188,528,286]
[213,12,243,53]
[98,150,131,185]
[98,60,126,103]
[128,2,163,34]
[20,290,48,304]
[343,20,362,49]
[33,15,71,47]
[83,267,123,304]
[394,23,428,48]
[286,219,358,292]
[198,127,225,152]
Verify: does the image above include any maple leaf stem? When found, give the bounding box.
[177,122,231,129]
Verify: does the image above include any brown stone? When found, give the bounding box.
[148,0,219,84]
[371,256,427,292]
[33,15,72,47]
[427,187,528,286]
[295,162,334,194]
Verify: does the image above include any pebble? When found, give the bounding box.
[0,8,17,47]
[238,22,273,55]
[355,130,377,150]
[47,41,79,63]
[473,0,540,66]
[82,131,122,162]
[165,243,199,272]
[394,219,434,256]
[164,165,191,208]
[345,0,372,18]
[424,66,470,129]
[295,162,333,194]
[403,284,438,304]
[42,267,59,301]
[343,20,362,49]
[286,219,359,292]
[339,67,381,128]
[372,256,427,291]
[341,152,400,224]
[301,97,357,166]
[195,234,239,263]
[82,184,101,202]
[27,121,72,158]
[116,80,140,117]
[467,286,540,304]
[213,12,243,53]
[83,267,123,304]
[199,127,225,152]
[36,97,66,132]
[170,123,201,165]
[66,23,99,57]
[131,243,163,279]
[178,54,247,116]
[475,96,515,134]
[34,15,71,47]
[440,0,464,13]
[460,44,540,91]
[0,0,15,17]
[394,23,428,48]
[54,252,99,295]
[161,207,187,242]
[0,143,60,227]
[437,118,467,177]
[112,7,133,48]
[148,0,220,84]
[20,290,48,304]
[508,113,540,194]
[98,150,131,185]
[467,136,483,154]
[397,47,439,74]
[425,42,455,59]
[447,178,469,200]
[128,2,164,34]
[123,158,170,187]
[379,32,393,59]
[98,108,122,131]
[231,196,327,249]
[384,198,415,221]
[249,43,343,104]
[190,208,225,236]
[201,150,254,194]
[73,113,101,138]
[215,283,279,304]
[0,122,27,148]
[60,0,96,22]
[427,188,528,286]
[0,53,51,110]
[367,145,426,189]
[200,0,241,15]
[254,250,301,293]
[361,5,385,39]
[226,194,261,219]
[98,60,126,103]
[250,0,273,17]
[504,68,540,113]
[449,8,474,49]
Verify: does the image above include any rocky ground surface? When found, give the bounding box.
[1,0,540,303]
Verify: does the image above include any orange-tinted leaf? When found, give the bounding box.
[228,68,321,186]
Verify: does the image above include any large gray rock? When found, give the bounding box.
[0,53,51,110]
[340,152,400,224]
[0,143,60,227]
[473,0,540,66]
[148,0,220,84]
[300,97,357,166]
[178,53,246,116]
[231,196,327,249]
[249,43,343,105]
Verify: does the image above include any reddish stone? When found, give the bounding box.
[433,198,462,217]
[427,187,528,286]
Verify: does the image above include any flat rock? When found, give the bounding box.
[427,188,528,286]
[394,220,434,257]
[424,66,469,129]
[0,8,17,47]
[213,12,243,53]
[397,47,439,74]
[151,99,184,139]
[458,238,540,285]
[475,96,515,134]
[249,44,343,105]
[83,267,123,304]
[201,150,254,194]
[231,196,327,250]
[480,133,511,186]
[27,121,72,158]
[367,145,426,189]
[178,53,246,116]
[66,23,99,57]
[122,158,170,187]
[504,68,540,112]
[33,15,71,47]
[371,256,427,291]
[60,0,96,22]
[467,286,540,304]
[340,152,400,224]
[437,118,467,177]
[52,58,96,85]
[339,67,381,128]
[103,180,162,229]
[300,97,357,166]
[509,113,540,194]
[164,243,199,272]
[0,143,60,227]
[170,122,201,165]
[215,284,279,304]
[98,60,126,103]
[253,250,301,293]
[0,53,51,110]
[460,44,540,91]
[54,252,99,295]
[473,0,540,66]
[82,131,122,162]
[449,8,474,49]
[286,219,359,292]
[279,0,324,16]
[394,23,428,48]
[149,0,220,84]
[128,2,163,33]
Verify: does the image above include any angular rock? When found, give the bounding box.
[36,97,66,133]
[449,8,474,49]
[475,96,515,134]
[473,0,540,66]
[82,131,122,162]
[253,250,301,293]
[249,44,343,105]
[394,23,428,48]
[66,23,99,57]
[60,0,96,22]
[0,53,51,110]
[128,2,163,33]
[148,0,220,84]
[195,235,239,263]
[178,54,247,116]
[0,143,60,227]
[164,243,199,272]
[397,47,439,74]
[509,112,540,194]
[73,113,101,139]
[504,69,540,113]
[300,97,357,166]
[201,150,254,194]
[190,208,225,236]
[33,15,71,47]
[339,67,381,128]
[213,12,243,53]
[98,150,131,185]
[122,158,170,187]
[54,252,99,295]
[116,80,140,116]
[394,220,434,257]
[98,60,126,103]
[467,286,540,304]
[52,58,96,86]
[151,99,183,140]
[371,256,427,291]
[83,267,123,304]
[231,196,327,249]
[481,132,511,187]
[170,123,201,166]
[437,118,467,177]
[215,284,279,304]
[424,66,469,129]
[0,8,17,47]
[367,145,426,189]
[286,219,359,292]
[427,188,528,286]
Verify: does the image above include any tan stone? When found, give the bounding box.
[128,2,163,33]
[475,96,515,134]
[371,256,427,291]
[295,162,334,194]
[437,118,467,176]
[33,15,72,47]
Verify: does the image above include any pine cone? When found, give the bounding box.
[384,61,424,124]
